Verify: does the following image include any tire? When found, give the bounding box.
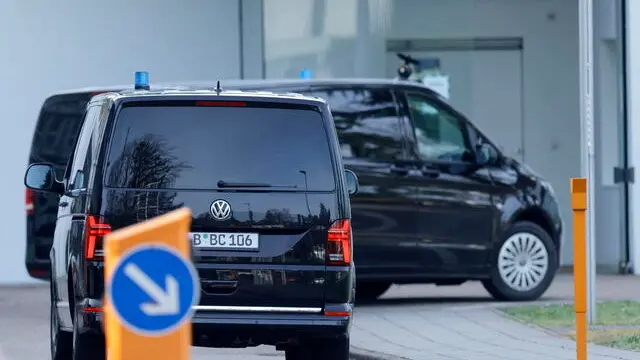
[311,336,350,360]
[482,221,558,301]
[285,346,310,360]
[286,337,349,360]
[50,281,72,360]
[355,282,391,302]
[71,307,106,360]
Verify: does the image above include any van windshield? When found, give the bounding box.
[105,103,336,191]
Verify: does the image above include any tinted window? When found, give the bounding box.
[405,93,473,163]
[29,93,93,179]
[105,103,336,191]
[68,105,101,189]
[307,88,404,162]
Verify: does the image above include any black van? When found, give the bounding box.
[26,86,126,279]
[25,86,357,360]
[27,78,563,304]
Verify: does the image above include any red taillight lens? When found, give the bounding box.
[327,219,352,265]
[85,216,111,260]
[25,188,34,215]
[196,101,246,107]
[324,311,351,317]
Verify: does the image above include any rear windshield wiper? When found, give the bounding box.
[217,180,298,189]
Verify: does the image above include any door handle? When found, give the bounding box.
[59,201,69,208]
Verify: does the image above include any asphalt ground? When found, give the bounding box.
[0,284,283,359]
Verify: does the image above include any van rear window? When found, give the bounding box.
[104,103,336,191]
[29,93,93,179]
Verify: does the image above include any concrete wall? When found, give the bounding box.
[594,0,627,273]
[0,0,254,284]
[264,0,583,266]
[625,0,640,274]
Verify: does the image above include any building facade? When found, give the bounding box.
[0,0,636,283]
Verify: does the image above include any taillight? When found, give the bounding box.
[324,311,351,317]
[327,219,352,265]
[195,101,246,107]
[25,188,34,215]
[85,216,111,260]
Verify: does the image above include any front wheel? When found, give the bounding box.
[482,221,558,301]
[50,281,72,360]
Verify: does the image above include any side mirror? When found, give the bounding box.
[24,163,63,194]
[475,143,497,166]
[344,169,359,195]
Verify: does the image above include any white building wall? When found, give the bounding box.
[625,0,640,275]
[593,0,627,273]
[0,0,248,284]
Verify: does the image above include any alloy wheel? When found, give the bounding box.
[497,232,549,292]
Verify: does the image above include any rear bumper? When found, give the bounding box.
[82,300,351,347]
[192,311,350,347]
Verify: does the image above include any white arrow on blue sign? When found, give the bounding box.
[107,244,200,336]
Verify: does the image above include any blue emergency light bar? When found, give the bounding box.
[134,71,150,90]
[299,68,312,79]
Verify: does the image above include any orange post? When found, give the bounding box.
[103,208,196,360]
[571,178,588,360]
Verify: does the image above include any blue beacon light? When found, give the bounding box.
[134,71,150,90]
[299,68,312,79]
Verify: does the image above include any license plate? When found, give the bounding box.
[189,232,259,251]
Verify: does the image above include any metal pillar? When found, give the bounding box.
[578,0,597,324]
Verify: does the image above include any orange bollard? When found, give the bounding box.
[571,178,588,360]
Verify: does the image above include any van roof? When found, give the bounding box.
[96,87,328,105]
[46,78,438,98]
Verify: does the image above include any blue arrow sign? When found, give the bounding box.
[107,244,200,336]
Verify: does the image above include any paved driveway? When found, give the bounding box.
[350,274,640,360]
[3,274,640,360]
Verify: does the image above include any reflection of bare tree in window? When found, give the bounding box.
[263,208,294,225]
[109,134,191,189]
[107,134,191,221]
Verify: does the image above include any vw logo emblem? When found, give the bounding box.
[210,199,232,221]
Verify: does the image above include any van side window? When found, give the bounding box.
[405,93,474,163]
[467,124,500,161]
[68,105,100,190]
[308,87,404,162]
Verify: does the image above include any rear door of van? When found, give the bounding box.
[100,97,345,310]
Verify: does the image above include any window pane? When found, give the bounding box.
[105,104,336,191]
[406,94,471,162]
[309,88,404,162]
[29,93,92,179]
